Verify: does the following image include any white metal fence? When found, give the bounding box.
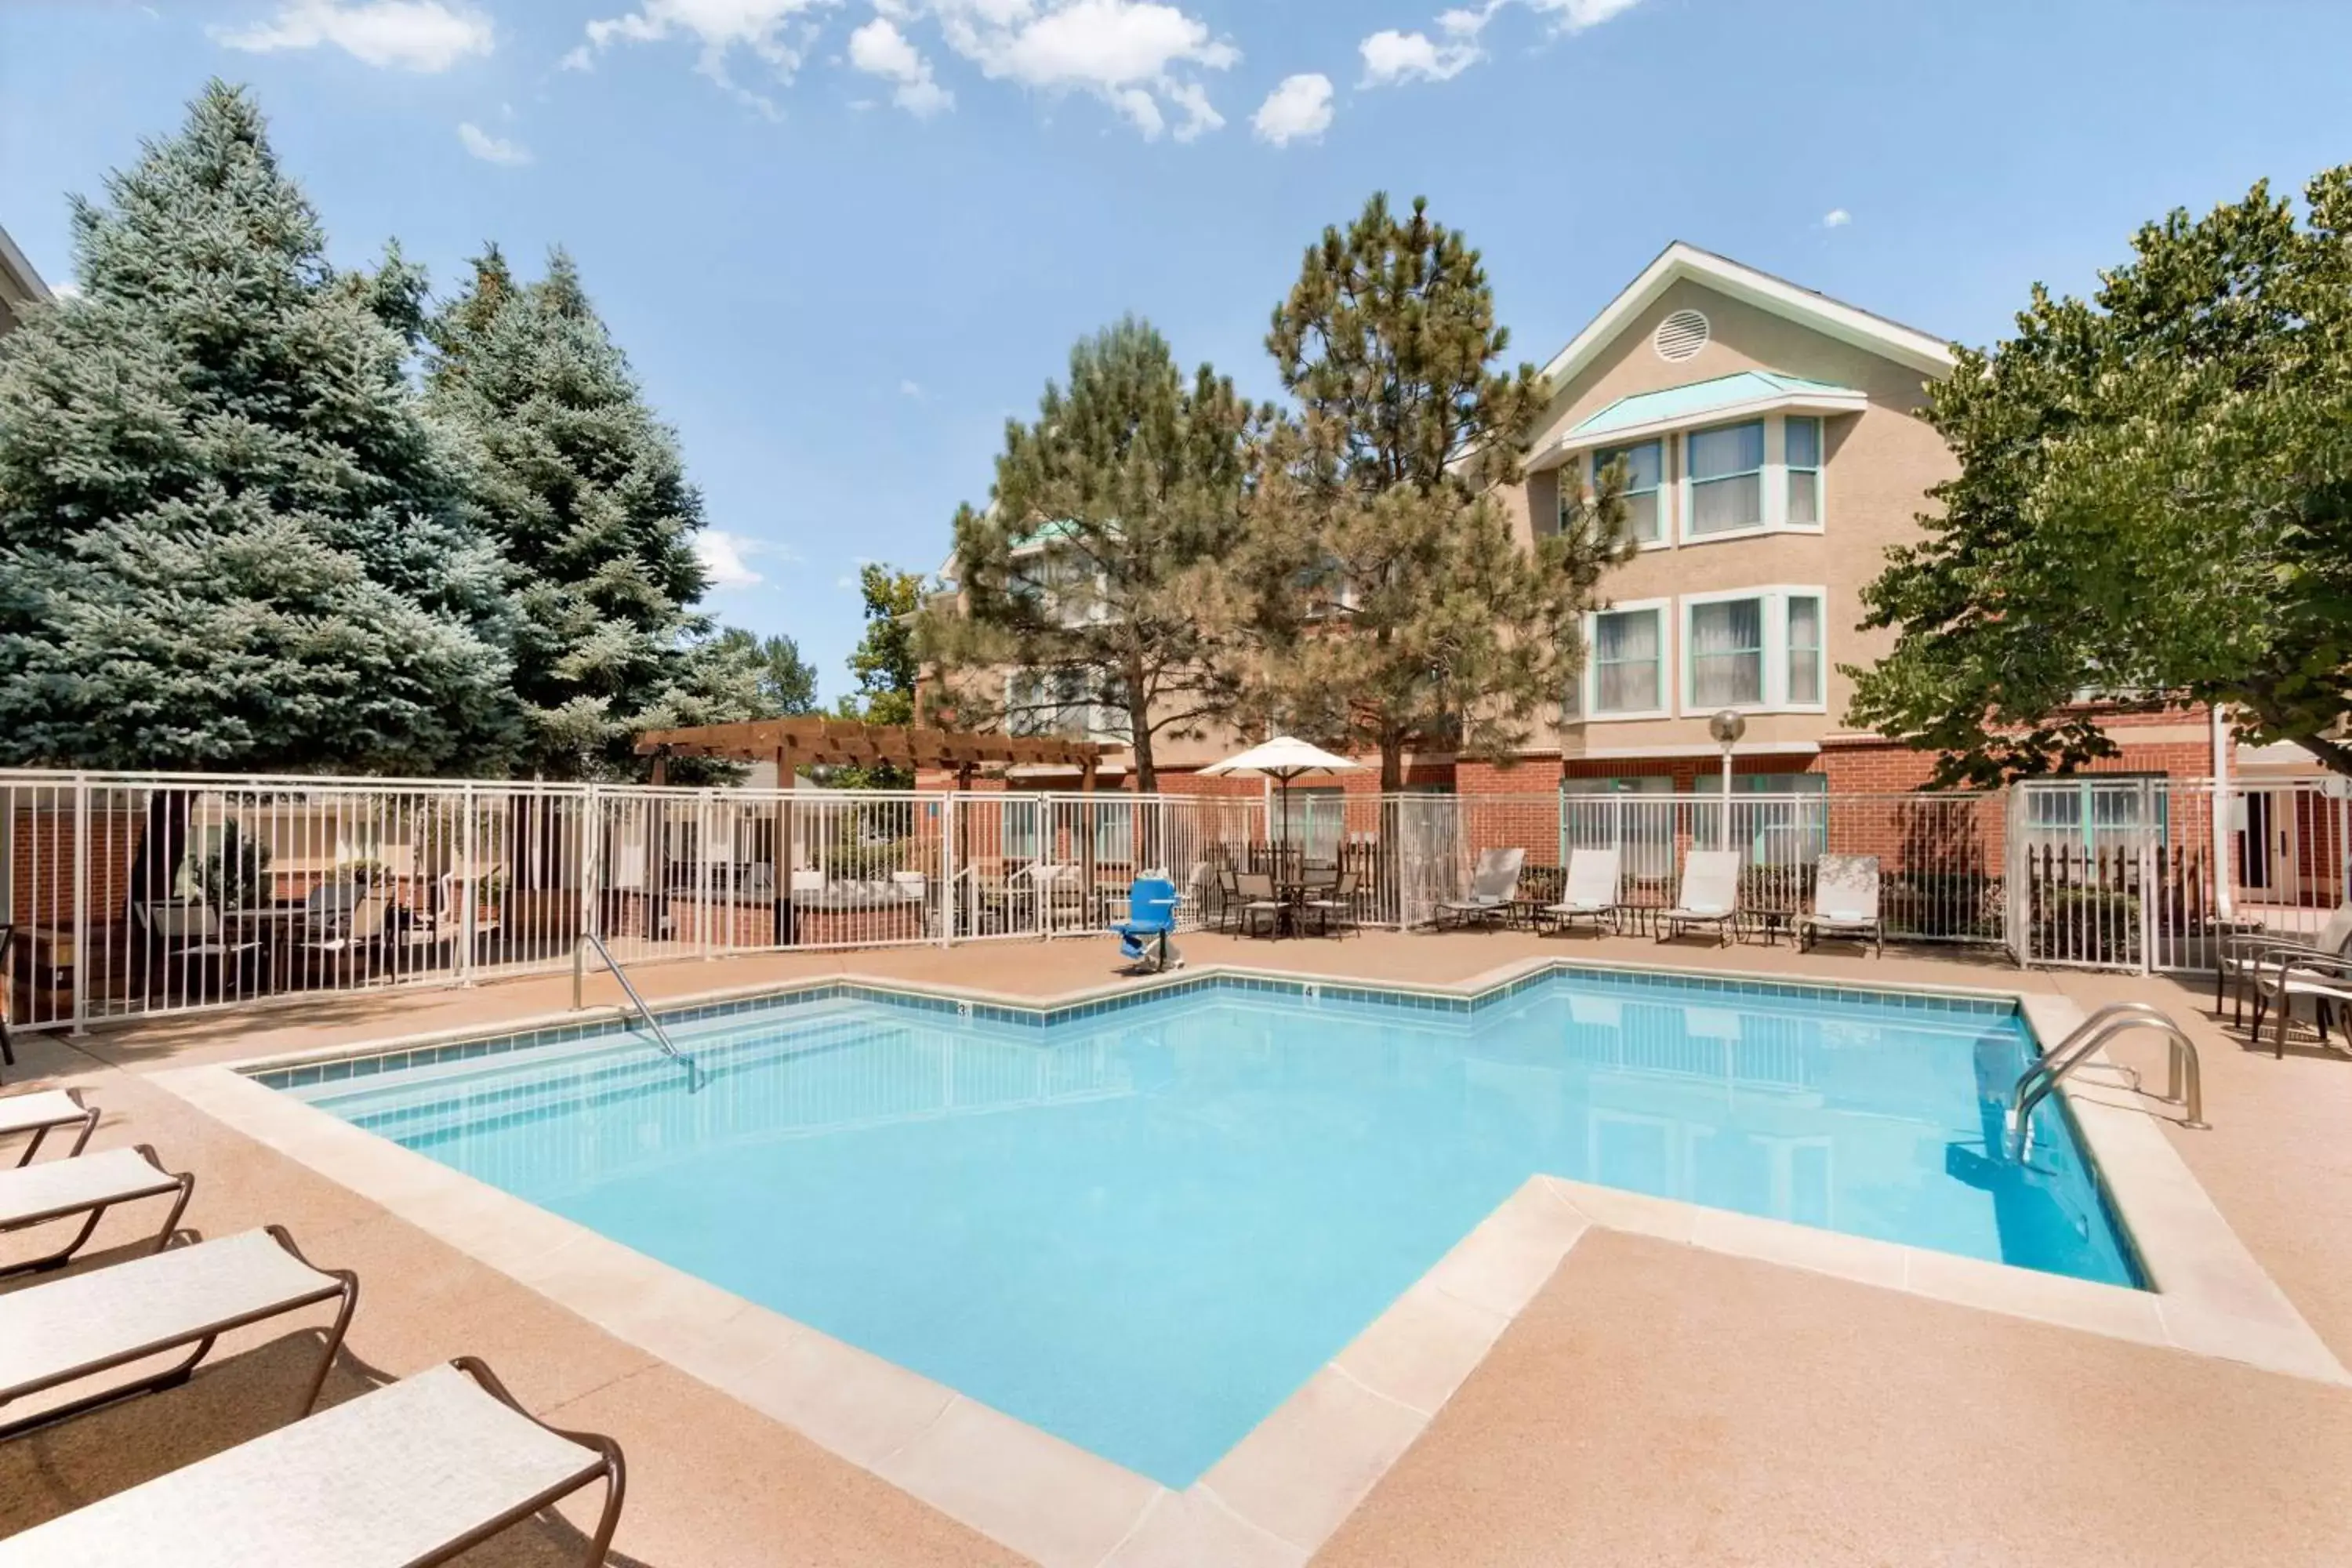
[4,768,2345,1032]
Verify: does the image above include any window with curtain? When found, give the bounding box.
[1590,440,1664,543]
[1093,801,1135,864]
[1001,799,1040,860]
[1787,594,1823,705]
[1687,421,1764,535]
[1785,416,1822,526]
[1592,607,1664,714]
[1689,597,1764,706]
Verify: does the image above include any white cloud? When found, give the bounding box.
[898,378,925,397]
[1525,0,1644,31]
[914,0,1238,141]
[848,15,953,115]
[1250,72,1331,147]
[568,0,834,114]
[695,530,768,589]
[214,0,493,71]
[456,122,533,164]
[1356,0,1642,93]
[1822,208,1853,229]
[49,281,82,302]
[1359,28,1479,85]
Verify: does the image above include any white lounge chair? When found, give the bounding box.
[0,1145,194,1277]
[1798,855,1883,955]
[2216,902,2352,1027]
[0,1358,625,1568]
[1656,850,1744,946]
[1539,849,1623,936]
[1,1087,100,1167]
[0,1225,355,1438]
[1437,848,1528,929]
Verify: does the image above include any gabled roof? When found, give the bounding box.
[1537,241,1955,391]
[1570,371,1863,439]
[0,222,52,313]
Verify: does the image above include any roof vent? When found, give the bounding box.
[1653,309,1711,363]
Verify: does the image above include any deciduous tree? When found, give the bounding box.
[1852,167,2352,782]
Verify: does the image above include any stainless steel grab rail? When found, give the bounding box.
[573,934,689,1063]
[2010,1002,2205,1156]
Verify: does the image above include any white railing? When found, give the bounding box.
[5,767,2345,1029]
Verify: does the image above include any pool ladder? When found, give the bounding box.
[2009,1002,2205,1158]
[573,934,689,1065]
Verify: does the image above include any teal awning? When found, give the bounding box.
[1570,371,1862,441]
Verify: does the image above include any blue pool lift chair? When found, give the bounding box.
[1112,877,1184,974]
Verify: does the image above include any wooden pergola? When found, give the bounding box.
[633,717,1108,789]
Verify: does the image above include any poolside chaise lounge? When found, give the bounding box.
[1538,848,1623,937]
[1437,848,1528,929]
[0,1144,194,1277]
[0,1225,355,1439]
[1798,854,1884,956]
[0,1358,626,1568]
[1656,850,1744,946]
[1,1087,100,1167]
[2215,902,2352,1026]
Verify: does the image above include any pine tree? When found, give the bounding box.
[428,247,750,779]
[0,81,517,772]
[713,626,821,716]
[928,318,1258,792]
[1246,193,1628,790]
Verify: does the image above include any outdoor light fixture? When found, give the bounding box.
[1709,709,1746,848]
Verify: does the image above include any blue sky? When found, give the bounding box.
[3,0,2347,705]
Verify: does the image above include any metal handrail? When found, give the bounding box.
[573,934,688,1063]
[2010,1002,2205,1156]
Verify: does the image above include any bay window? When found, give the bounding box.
[1680,589,1828,713]
[1589,604,1666,716]
[1787,594,1822,706]
[1686,420,1764,536]
[1591,439,1664,544]
[1785,416,1822,527]
[1688,598,1764,706]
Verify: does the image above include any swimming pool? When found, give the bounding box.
[276,968,2136,1487]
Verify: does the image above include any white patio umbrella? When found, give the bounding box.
[1201,736,1361,872]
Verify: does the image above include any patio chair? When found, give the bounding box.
[1111,877,1184,974]
[1234,871,1283,938]
[1436,848,1527,930]
[2248,949,2352,1059]
[2215,902,2352,1027]
[1539,848,1623,937]
[1301,870,1360,938]
[0,1357,626,1568]
[0,1225,355,1439]
[1656,850,1744,946]
[1798,855,1883,956]
[0,1144,194,1277]
[132,902,260,998]
[1,1087,100,1167]
[299,887,391,975]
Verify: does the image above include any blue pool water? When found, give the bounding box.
[284,971,2136,1486]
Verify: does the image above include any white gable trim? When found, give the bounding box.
[1538,243,1955,390]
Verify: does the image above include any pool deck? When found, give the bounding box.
[6,930,2352,1565]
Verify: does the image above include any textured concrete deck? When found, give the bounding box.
[4,931,2350,1564]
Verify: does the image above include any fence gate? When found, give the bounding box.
[2009,778,2165,971]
